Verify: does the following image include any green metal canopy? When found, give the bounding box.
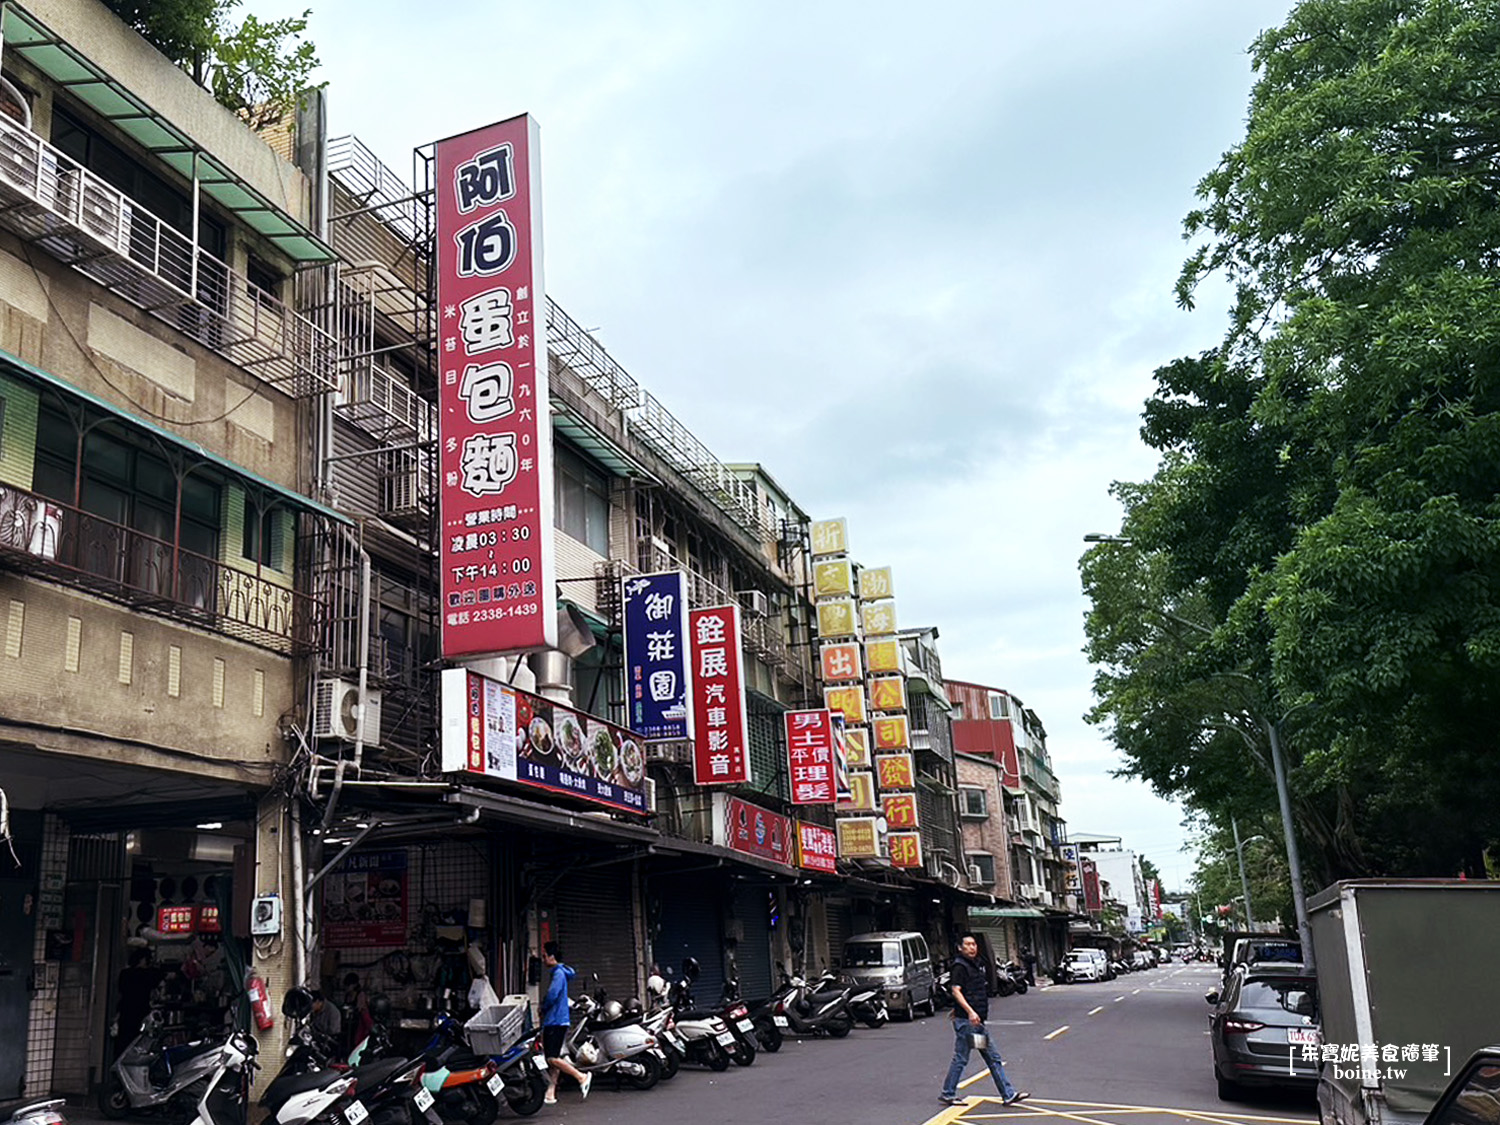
[969,906,1046,919]
[1,2,336,264]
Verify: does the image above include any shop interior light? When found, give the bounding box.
[196,821,223,830]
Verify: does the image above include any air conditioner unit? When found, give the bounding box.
[968,865,985,885]
[312,678,382,743]
[737,590,770,618]
[381,451,423,517]
[78,177,128,254]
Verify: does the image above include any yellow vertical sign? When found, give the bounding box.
[869,676,906,713]
[864,637,901,674]
[814,558,855,598]
[816,599,858,639]
[810,518,848,557]
[859,567,894,601]
[861,599,897,637]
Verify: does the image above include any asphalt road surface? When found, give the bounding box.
[505,961,1320,1125]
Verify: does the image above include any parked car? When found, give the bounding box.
[1062,951,1101,982]
[1207,965,1320,1101]
[841,932,935,1020]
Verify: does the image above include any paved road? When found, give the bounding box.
[506,961,1318,1125]
[64,962,1320,1125]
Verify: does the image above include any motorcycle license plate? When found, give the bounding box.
[486,1074,503,1096]
[716,1031,736,1046]
[413,1089,435,1113]
[533,1054,550,1071]
[344,1102,369,1125]
[736,1019,755,1033]
[773,1015,789,1027]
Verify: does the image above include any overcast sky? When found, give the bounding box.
[263,0,1296,890]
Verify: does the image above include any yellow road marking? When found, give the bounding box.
[1026,1098,1313,1122]
[1044,1025,1069,1040]
[917,1100,976,1125]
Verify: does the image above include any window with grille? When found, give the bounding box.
[959,787,988,818]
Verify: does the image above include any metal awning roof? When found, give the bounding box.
[969,906,1046,919]
[0,346,350,524]
[1,2,335,264]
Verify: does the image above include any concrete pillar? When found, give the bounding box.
[248,791,297,1088]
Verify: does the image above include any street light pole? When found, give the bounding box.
[1232,819,1265,931]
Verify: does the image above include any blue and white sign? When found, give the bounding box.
[623,571,693,741]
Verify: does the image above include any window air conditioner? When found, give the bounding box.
[381,451,423,517]
[312,678,382,743]
[968,865,985,885]
[79,177,128,254]
[737,590,770,618]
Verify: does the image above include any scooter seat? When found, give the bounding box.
[678,1008,717,1021]
[262,1067,346,1111]
[352,1057,413,1090]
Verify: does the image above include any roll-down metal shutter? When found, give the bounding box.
[554,867,639,1004]
[653,873,725,1004]
[824,900,853,969]
[734,886,772,1001]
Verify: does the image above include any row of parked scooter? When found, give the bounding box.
[95,958,906,1125]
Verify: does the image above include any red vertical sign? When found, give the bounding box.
[689,605,750,784]
[435,114,556,657]
[785,709,837,804]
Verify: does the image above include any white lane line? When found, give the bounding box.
[1044,1025,1070,1040]
[1113,996,1126,1002]
[1087,1006,1104,1016]
[1131,988,1141,994]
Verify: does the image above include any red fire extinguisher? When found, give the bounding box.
[247,971,274,1031]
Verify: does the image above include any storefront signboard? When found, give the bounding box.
[835,771,876,811]
[869,676,906,713]
[823,684,866,724]
[816,598,858,639]
[842,726,871,768]
[797,821,838,873]
[882,792,920,830]
[435,114,555,657]
[873,715,910,751]
[323,850,409,949]
[836,816,881,859]
[861,599,897,638]
[820,641,862,683]
[622,571,693,741]
[859,566,894,601]
[810,517,848,557]
[813,558,855,598]
[719,795,793,867]
[888,831,923,869]
[875,751,915,790]
[440,667,649,815]
[689,604,750,785]
[864,637,901,674]
[785,709,837,804]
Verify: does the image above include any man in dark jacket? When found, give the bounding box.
[939,933,1029,1106]
[540,942,591,1104]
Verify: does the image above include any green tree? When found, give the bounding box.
[104,0,322,128]
[1087,0,1500,880]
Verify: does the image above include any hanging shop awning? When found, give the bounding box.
[1,2,336,264]
[969,906,1046,919]
[0,346,350,524]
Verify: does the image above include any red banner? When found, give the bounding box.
[785,709,837,803]
[797,821,838,873]
[690,605,749,784]
[435,114,555,657]
[723,796,792,866]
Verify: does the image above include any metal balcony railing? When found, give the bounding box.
[0,482,313,655]
[0,116,338,398]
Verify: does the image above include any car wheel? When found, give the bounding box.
[1215,1073,1242,1101]
[898,990,915,1021]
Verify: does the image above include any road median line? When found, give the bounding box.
[1044,1024,1070,1040]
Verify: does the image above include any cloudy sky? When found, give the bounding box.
[261,0,1296,889]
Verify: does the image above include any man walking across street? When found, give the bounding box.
[940,933,1029,1106]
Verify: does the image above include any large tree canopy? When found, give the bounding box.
[1086,0,1500,882]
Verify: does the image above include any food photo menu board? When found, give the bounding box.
[440,667,649,815]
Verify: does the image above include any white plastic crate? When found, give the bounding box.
[466,1001,527,1055]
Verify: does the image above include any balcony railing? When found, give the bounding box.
[0,482,312,655]
[0,115,338,398]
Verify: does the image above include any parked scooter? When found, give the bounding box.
[99,1010,228,1119]
[1,1099,67,1125]
[648,970,734,1071]
[763,962,853,1038]
[994,961,1029,996]
[722,977,782,1053]
[662,961,753,1067]
[810,969,888,1029]
[562,991,664,1089]
[423,1007,550,1118]
[635,997,687,1079]
[183,1030,259,1125]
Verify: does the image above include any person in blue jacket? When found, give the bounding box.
[541,941,591,1104]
